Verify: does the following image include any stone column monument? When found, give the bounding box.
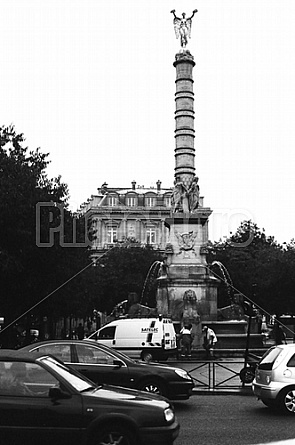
[156,10,219,348]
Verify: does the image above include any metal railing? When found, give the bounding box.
[169,360,248,390]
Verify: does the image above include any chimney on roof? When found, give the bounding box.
[156,180,161,192]
[131,180,136,190]
[99,182,108,195]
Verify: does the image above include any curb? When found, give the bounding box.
[192,387,253,396]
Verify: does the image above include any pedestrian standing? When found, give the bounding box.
[180,324,193,358]
[202,325,217,358]
[76,323,85,340]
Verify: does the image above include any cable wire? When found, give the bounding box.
[0,248,113,337]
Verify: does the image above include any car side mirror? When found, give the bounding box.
[113,360,123,368]
[49,387,71,400]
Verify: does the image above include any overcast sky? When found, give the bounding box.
[1,0,295,244]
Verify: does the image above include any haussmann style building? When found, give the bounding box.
[77,179,205,256]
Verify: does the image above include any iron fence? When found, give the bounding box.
[169,360,248,390]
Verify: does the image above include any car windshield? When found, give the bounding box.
[258,347,284,370]
[39,356,96,392]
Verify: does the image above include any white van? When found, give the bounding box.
[88,317,177,362]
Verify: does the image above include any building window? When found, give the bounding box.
[145,196,155,207]
[146,227,156,245]
[164,196,172,207]
[107,227,117,243]
[127,223,135,238]
[126,196,137,207]
[108,196,118,206]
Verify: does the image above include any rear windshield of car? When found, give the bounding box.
[258,347,283,370]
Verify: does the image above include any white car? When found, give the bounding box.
[252,344,295,414]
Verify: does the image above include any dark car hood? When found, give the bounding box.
[135,360,181,373]
[84,384,170,407]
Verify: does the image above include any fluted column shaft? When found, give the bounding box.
[173,51,196,191]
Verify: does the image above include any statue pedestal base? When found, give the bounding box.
[157,212,219,348]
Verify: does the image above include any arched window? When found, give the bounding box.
[164,194,172,207]
[145,194,156,207]
[108,194,119,206]
[126,194,138,207]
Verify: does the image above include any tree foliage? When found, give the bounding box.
[0,125,89,342]
[82,246,163,315]
[207,221,295,316]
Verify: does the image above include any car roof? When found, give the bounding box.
[0,349,50,362]
[279,344,295,349]
[20,339,123,352]
[19,339,135,363]
[21,339,107,346]
[271,344,295,349]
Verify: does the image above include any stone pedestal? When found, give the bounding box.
[157,212,219,348]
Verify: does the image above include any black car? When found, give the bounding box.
[0,349,179,445]
[21,339,194,400]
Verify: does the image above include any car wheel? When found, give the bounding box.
[139,379,167,397]
[278,386,295,414]
[92,425,137,445]
[141,350,153,362]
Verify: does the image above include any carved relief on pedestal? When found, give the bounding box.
[182,289,200,324]
[175,230,198,258]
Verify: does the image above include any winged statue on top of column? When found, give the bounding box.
[171,9,198,48]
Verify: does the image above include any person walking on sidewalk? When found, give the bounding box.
[202,325,217,358]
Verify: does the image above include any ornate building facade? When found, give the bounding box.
[77,180,187,255]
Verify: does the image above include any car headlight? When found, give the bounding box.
[164,407,175,423]
[174,369,191,380]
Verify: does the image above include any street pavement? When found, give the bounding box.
[174,395,295,445]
